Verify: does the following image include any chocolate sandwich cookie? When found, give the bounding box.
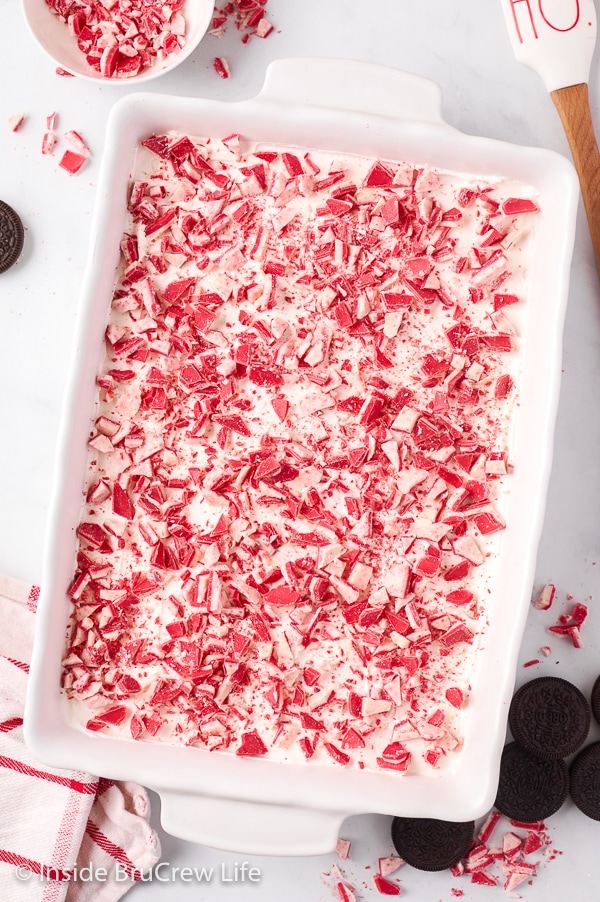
[590,675,600,725]
[495,741,569,822]
[0,200,24,273]
[390,816,474,872]
[570,741,600,820]
[508,676,590,760]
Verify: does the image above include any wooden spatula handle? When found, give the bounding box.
[551,83,600,275]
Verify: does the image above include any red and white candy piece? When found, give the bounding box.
[8,112,25,132]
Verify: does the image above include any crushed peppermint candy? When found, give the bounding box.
[213,56,230,79]
[454,811,559,893]
[372,873,401,895]
[44,0,188,79]
[325,810,559,899]
[532,583,589,650]
[4,105,90,171]
[533,583,555,610]
[8,112,25,132]
[325,863,357,902]
[210,0,274,43]
[42,132,58,155]
[58,130,91,175]
[547,600,588,648]
[336,838,351,861]
[62,130,539,772]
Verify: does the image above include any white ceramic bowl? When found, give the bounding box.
[24,58,579,856]
[21,0,214,84]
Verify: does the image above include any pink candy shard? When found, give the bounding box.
[335,882,356,902]
[8,112,25,132]
[264,586,301,606]
[376,742,411,772]
[372,874,401,895]
[378,857,403,878]
[445,687,464,708]
[446,588,473,606]
[96,705,127,725]
[324,743,351,766]
[248,365,283,386]
[336,839,351,861]
[533,583,555,610]
[236,731,268,756]
[77,521,108,547]
[271,397,288,421]
[502,197,538,215]
[256,17,274,38]
[64,129,90,156]
[42,132,57,155]
[112,482,134,519]
[213,57,230,79]
[59,149,87,175]
[473,512,505,535]
[130,715,143,740]
[363,161,394,187]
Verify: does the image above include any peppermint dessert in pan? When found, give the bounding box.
[61,131,539,773]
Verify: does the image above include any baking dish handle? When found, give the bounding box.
[259,57,449,128]
[157,790,350,856]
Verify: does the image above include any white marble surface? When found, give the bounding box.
[2,0,600,899]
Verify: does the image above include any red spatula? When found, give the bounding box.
[500,0,600,271]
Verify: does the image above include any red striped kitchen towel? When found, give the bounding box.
[0,573,161,902]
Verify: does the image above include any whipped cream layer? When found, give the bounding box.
[62,131,538,774]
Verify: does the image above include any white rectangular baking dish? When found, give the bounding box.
[24,58,578,856]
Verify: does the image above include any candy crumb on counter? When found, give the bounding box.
[328,864,357,902]
[372,873,401,895]
[325,811,559,899]
[533,583,555,610]
[378,857,404,877]
[462,812,559,892]
[59,150,88,175]
[532,583,589,650]
[64,130,91,158]
[57,130,91,175]
[336,884,356,902]
[42,132,57,155]
[547,601,588,649]
[210,0,274,42]
[213,56,230,78]
[8,112,25,132]
[56,67,74,77]
[336,839,351,860]
[256,17,274,38]
[42,112,58,156]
